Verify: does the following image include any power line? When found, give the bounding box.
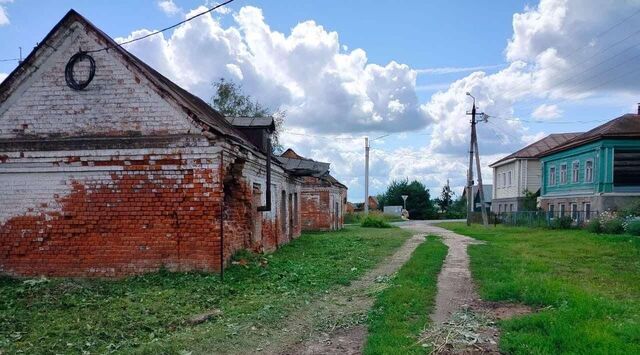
[502,8,640,101]
[0,58,19,62]
[85,0,236,53]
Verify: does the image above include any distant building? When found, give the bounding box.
[489,133,581,213]
[277,149,347,231]
[368,196,379,210]
[462,185,492,212]
[539,111,640,216]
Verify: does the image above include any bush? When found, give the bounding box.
[620,199,640,217]
[344,212,362,224]
[586,218,602,233]
[602,218,625,234]
[361,215,392,228]
[346,211,403,224]
[626,220,640,236]
[550,216,573,229]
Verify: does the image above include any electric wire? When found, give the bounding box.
[85,0,235,53]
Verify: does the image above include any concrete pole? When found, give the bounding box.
[466,106,475,226]
[364,137,370,215]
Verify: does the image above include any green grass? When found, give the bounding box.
[439,223,640,354]
[0,226,411,354]
[344,211,404,224]
[365,235,448,355]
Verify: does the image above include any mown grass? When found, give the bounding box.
[365,235,448,355]
[439,223,640,354]
[0,226,411,354]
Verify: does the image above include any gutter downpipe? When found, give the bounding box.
[257,137,272,212]
[219,150,224,281]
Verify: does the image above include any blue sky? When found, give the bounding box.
[1,0,639,202]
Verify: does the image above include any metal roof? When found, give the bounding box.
[275,156,330,177]
[489,133,582,167]
[539,114,640,157]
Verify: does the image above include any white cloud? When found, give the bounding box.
[0,0,12,26]
[157,0,181,16]
[531,103,562,119]
[119,6,433,134]
[114,0,640,201]
[0,72,7,83]
[416,64,504,75]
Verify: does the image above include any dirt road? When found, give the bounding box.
[250,233,426,355]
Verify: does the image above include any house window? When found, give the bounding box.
[549,204,555,217]
[583,202,591,220]
[502,172,506,187]
[585,160,593,182]
[509,204,513,212]
[549,166,556,186]
[560,164,567,184]
[571,203,578,220]
[572,161,580,183]
[507,171,512,186]
[559,204,565,217]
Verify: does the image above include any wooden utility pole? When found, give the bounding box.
[364,137,370,215]
[465,93,489,227]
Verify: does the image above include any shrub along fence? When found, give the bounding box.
[470,210,599,228]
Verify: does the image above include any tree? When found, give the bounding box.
[435,179,454,212]
[378,179,437,220]
[447,196,467,219]
[210,78,285,153]
[522,189,540,211]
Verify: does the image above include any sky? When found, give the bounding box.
[1,0,640,202]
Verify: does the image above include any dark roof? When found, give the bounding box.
[490,133,582,167]
[276,156,330,177]
[539,114,640,156]
[462,184,492,202]
[0,10,247,145]
[276,150,346,189]
[225,116,275,131]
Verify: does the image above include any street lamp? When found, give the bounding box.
[401,195,408,210]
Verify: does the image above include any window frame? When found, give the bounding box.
[549,166,556,186]
[571,203,578,220]
[585,159,594,183]
[572,160,580,183]
[560,163,568,184]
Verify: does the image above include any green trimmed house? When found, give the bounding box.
[539,111,640,217]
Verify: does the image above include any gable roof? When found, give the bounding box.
[539,114,640,157]
[0,9,246,144]
[461,184,492,201]
[489,133,582,167]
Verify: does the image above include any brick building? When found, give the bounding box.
[278,149,347,231]
[0,10,305,277]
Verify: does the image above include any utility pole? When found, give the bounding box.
[465,93,489,227]
[364,137,370,215]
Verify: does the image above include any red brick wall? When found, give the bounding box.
[0,153,223,277]
[300,177,347,231]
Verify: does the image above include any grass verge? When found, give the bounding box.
[439,223,640,354]
[364,235,448,354]
[0,226,411,354]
